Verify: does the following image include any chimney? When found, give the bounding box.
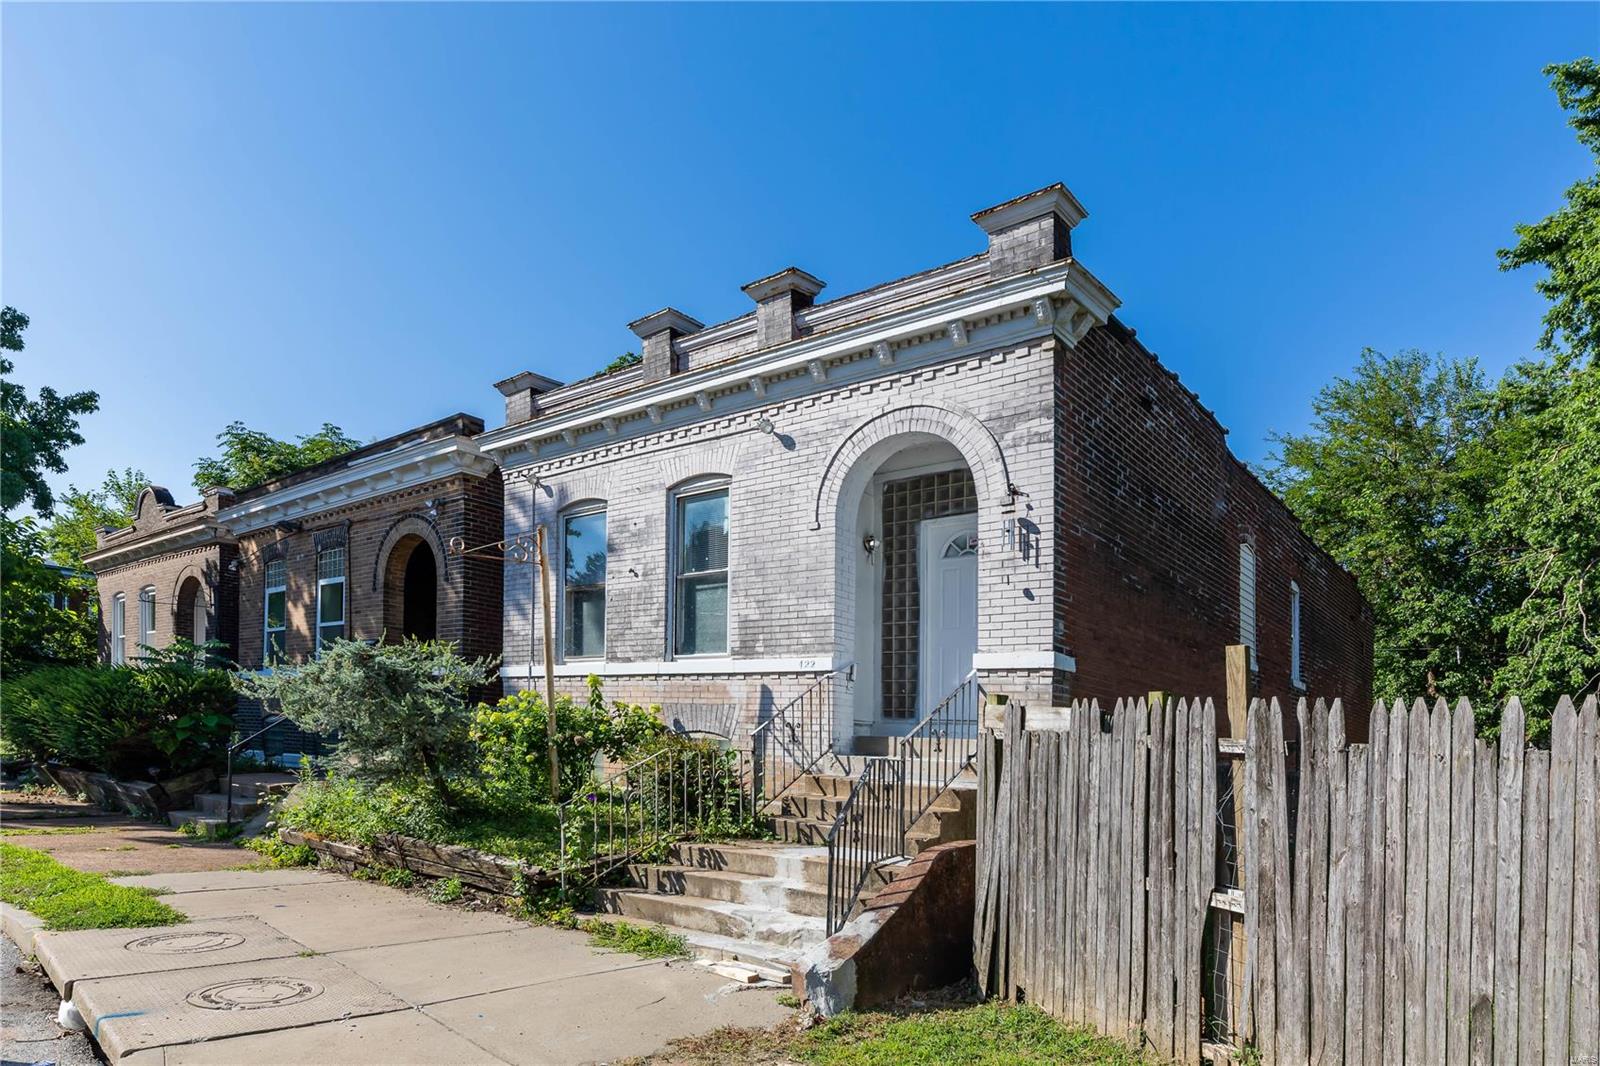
[494,370,565,425]
[628,308,704,383]
[971,183,1087,279]
[741,267,826,348]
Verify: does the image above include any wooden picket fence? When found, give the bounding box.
[972,693,1600,1066]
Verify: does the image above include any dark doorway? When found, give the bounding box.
[402,545,438,640]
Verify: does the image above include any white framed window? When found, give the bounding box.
[562,506,607,659]
[673,485,729,657]
[1238,542,1257,664]
[264,558,287,664]
[110,593,126,665]
[316,547,346,653]
[1290,580,1304,690]
[137,586,156,653]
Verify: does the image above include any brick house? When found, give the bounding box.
[85,485,241,664]
[476,183,1373,750]
[87,415,506,744]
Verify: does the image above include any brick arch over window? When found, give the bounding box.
[170,563,210,645]
[811,403,1011,532]
[374,516,450,644]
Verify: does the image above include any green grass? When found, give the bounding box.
[794,1001,1147,1065]
[640,996,1148,1065]
[237,836,316,869]
[0,825,103,836]
[582,918,690,959]
[0,842,185,930]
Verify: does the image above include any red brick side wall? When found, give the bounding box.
[1053,320,1373,710]
[235,471,503,677]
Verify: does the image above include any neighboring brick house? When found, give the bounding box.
[84,485,241,664]
[476,183,1373,750]
[88,415,506,748]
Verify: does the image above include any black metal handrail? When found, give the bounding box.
[557,742,753,898]
[749,664,852,809]
[824,755,903,934]
[224,715,300,828]
[821,670,983,934]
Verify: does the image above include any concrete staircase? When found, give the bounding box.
[595,764,977,975]
[166,772,296,835]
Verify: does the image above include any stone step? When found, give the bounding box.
[625,864,828,919]
[580,912,805,976]
[596,888,826,951]
[666,841,830,885]
[770,815,939,853]
[192,793,271,818]
[778,789,961,823]
[164,810,231,834]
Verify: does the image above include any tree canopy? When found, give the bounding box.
[193,421,361,492]
[42,468,148,573]
[1267,59,1600,735]
[0,307,100,516]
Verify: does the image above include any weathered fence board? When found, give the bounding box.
[974,693,1600,1065]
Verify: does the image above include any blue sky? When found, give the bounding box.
[3,3,1592,508]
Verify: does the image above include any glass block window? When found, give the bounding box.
[563,508,607,659]
[138,586,157,651]
[264,558,287,664]
[1238,542,1257,663]
[880,467,977,719]
[1290,580,1304,689]
[316,547,346,653]
[110,593,126,665]
[674,487,729,656]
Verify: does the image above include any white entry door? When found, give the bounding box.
[917,513,979,717]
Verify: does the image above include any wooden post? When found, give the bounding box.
[1224,644,1255,1048]
[535,524,560,799]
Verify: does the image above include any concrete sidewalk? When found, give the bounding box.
[24,867,788,1065]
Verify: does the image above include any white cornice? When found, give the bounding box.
[479,259,1120,461]
[217,436,495,535]
[501,656,842,679]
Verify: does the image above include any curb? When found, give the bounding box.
[1,900,48,955]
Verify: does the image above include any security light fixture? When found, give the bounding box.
[755,415,775,435]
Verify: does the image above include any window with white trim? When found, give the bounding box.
[264,558,287,664]
[1290,580,1304,689]
[1238,542,1257,663]
[138,586,156,652]
[563,507,607,659]
[110,594,126,665]
[673,486,729,657]
[316,547,346,653]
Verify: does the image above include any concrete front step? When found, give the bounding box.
[779,789,960,823]
[771,814,938,853]
[667,841,830,886]
[597,887,826,951]
[580,912,806,975]
[626,863,828,919]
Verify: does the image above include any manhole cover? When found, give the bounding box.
[124,931,247,955]
[185,977,324,1010]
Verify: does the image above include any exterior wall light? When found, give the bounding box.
[755,416,776,435]
[863,533,880,559]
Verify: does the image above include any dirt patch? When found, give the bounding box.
[1,790,249,875]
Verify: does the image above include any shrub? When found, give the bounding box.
[0,646,235,778]
[236,638,495,802]
[470,675,663,802]
[428,876,464,903]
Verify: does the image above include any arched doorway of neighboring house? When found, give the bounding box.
[383,533,440,642]
[175,576,206,647]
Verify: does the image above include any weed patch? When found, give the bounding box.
[582,918,689,960]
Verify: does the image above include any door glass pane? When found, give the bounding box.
[678,492,728,574]
[319,582,344,624]
[676,574,727,655]
[268,630,285,661]
[566,588,605,658]
[564,512,607,586]
[266,590,286,630]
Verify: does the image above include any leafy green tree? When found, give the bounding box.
[1499,58,1600,362]
[0,307,100,515]
[193,421,360,492]
[43,467,147,572]
[0,516,96,672]
[1262,350,1505,704]
[236,639,496,804]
